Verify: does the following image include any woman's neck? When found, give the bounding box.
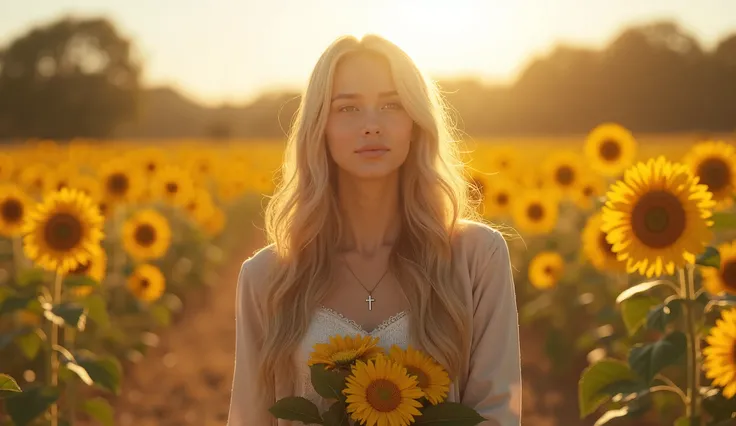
[336,171,401,257]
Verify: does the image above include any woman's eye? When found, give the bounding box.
[383,102,403,110]
[338,105,358,112]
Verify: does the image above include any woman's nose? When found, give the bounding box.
[362,112,382,135]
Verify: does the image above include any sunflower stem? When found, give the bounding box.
[49,271,63,426]
[680,266,702,424]
[11,235,24,283]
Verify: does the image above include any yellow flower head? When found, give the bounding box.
[122,209,172,261]
[703,309,736,398]
[127,263,166,303]
[511,189,560,236]
[151,165,196,207]
[0,184,34,238]
[582,213,627,274]
[702,240,736,296]
[528,251,565,290]
[388,345,450,405]
[683,140,736,210]
[22,188,105,274]
[584,123,638,176]
[343,355,425,426]
[98,158,145,206]
[601,156,715,278]
[68,250,108,298]
[542,151,586,196]
[308,334,384,371]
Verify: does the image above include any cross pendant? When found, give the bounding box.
[366,295,375,311]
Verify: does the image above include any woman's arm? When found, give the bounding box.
[227,259,273,425]
[462,229,522,426]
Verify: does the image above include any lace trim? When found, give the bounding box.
[318,305,408,335]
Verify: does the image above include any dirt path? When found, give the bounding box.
[95,236,586,426]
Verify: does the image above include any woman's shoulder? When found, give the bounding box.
[452,218,509,257]
[238,244,280,293]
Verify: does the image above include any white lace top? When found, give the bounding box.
[296,306,412,415]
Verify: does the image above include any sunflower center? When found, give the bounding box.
[527,203,545,221]
[365,379,402,412]
[1,199,24,223]
[44,213,83,251]
[405,366,430,389]
[146,162,157,172]
[330,350,360,366]
[721,260,736,292]
[166,182,179,194]
[631,190,686,249]
[600,140,622,161]
[139,278,150,289]
[696,158,731,193]
[107,173,129,195]
[496,193,509,206]
[134,224,157,247]
[543,265,554,276]
[598,232,616,257]
[555,166,575,186]
[583,186,594,197]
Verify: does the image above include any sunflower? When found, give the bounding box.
[0,184,34,237]
[150,165,196,207]
[68,250,108,298]
[98,159,145,206]
[701,240,736,296]
[510,189,559,235]
[184,188,216,226]
[528,251,565,290]
[388,345,450,405]
[122,209,172,261]
[703,308,736,398]
[68,174,102,202]
[481,174,517,219]
[308,334,385,372]
[484,146,519,175]
[582,213,627,273]
[22,188,105,274]
[601,156,716,278]
[127,263,166,303]
[571,174,607,211]
[127,147,169,178]
[343,355,425,426]
[45,164,81,196]
[17,164,50,197]
[542,151,586,197]
[683,141,736,210]
[584,123,638,177]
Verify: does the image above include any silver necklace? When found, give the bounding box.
[341,256,390,311]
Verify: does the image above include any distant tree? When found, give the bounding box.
[0,16,141,139]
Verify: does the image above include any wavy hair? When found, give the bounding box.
[257,33,482,402]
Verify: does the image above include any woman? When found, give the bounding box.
[227,33,521,426]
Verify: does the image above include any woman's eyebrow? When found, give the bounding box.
[331,90,398,102]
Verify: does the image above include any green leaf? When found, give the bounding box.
[646,297,684,332]
[578,359,638,418]
[0,295,35,316]
[81,397,115,426]
[150,304,171,327]
[83,294,110,330]
[620,295,660,336]
[43,302,87,330]
[0,374,21,394]
[674,416,706,425]
[63,274,100,288]
[268,396,323,424]
[628,331,687,384]
[15,329,44,360]
[712,212,736,231]
[322,401,350,426]
[310,364,347,402]
[414,402,487,425]
[594,407,632,425]
[5,386,60,426]
[616,280,676,304]
[17,268,47,287]
[696,246,721,268]
[76,355,123,395]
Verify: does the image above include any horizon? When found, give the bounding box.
[1,0,735,107]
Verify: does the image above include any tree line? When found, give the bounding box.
[0,17,734,140]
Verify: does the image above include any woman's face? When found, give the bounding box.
[325,52,414,180]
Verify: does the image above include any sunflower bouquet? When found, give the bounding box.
[269,334,487,426]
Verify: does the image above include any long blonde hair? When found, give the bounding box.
[258,33,481,401]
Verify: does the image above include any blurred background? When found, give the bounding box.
[0,1,735,426]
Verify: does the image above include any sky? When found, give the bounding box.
[1,0,735,106]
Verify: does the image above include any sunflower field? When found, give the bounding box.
[0,123,734,426]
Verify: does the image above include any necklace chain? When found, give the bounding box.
[341,256,390,295]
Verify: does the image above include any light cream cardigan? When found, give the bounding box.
[227,220,522,425]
